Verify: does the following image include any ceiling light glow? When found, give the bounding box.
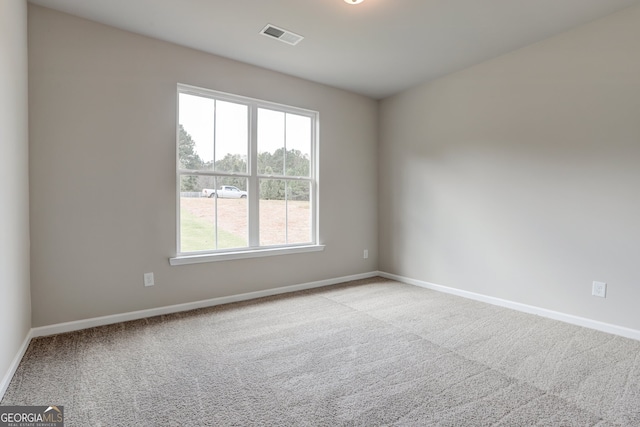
[344,0,364,4]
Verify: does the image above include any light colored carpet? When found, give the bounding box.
[2,277,640,426]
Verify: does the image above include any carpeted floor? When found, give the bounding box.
[2,277,640,426]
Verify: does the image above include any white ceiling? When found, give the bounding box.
[28,0,640,99]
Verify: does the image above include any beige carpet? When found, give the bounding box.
[2,277,640,426]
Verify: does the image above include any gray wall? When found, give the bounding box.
[28,5,378,327]
[28,2,640,333]
[379,4,640,330]
[0,0,31,383]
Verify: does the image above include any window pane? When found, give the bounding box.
[180,176,216,252]
[260,179,286,246]
[259,179,311,246]
[215,178,248,249]
[287,181,312,244]
[215,101,248,174]
[178,93,214,171]
[180,176,248,252]
[257,108,285,175]
[285,114,311,177]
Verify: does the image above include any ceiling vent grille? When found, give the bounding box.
[260,24,304,46]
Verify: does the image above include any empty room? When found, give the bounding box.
[1,0,640,425]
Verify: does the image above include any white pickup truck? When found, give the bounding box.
[202,186,247,199]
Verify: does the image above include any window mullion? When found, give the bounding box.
[213,104,218,250]
[248,104,259,247]
[285,181,289,244]
[214,176,219,249]
[283,113,287,177]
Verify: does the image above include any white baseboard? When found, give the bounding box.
[0,330,32,400]
[378,271,640,342]
[31,271,379,338]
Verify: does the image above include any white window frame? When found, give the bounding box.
[170,84,323,266]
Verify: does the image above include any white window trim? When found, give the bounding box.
[171,84,321,265]
[169,244,325,266]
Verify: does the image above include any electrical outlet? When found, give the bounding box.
[144,272,155,287]
[363,249,369,259]
[592,281,606,298]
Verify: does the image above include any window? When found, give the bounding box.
[172,84,320,264]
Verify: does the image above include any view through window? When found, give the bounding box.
[177,85,317,255]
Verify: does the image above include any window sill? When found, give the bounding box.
[169,244,325,266]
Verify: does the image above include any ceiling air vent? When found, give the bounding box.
[260,24,304,46]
